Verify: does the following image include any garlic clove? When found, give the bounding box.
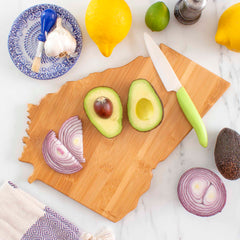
[44,18,77,58]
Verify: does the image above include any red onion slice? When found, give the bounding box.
[58,116,85,163]
[42,131,82,174]
[177,168,226,217]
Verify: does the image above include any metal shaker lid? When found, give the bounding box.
[184,0,207,11]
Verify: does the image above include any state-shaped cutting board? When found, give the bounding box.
[20,44,230,222]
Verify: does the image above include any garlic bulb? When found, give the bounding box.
[44,18,77,58]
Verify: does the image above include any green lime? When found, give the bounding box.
[145,2,170,31]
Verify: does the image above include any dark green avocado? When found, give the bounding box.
[214,128,240,180]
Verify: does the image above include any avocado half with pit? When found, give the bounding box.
[84,87,123,138]
[127,79,163,131]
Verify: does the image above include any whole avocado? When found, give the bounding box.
[214,128,240,180]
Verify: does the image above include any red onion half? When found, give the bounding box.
[58,116,85,163]
[177,168,226,217]
[42,130,82,174]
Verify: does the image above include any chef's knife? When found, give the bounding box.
[144,32,208,148]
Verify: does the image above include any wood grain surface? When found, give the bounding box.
[19,44,230,222]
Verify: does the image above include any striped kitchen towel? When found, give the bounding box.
[0,181,114,240]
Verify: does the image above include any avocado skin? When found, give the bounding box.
[127,79,164,132]
[84,86,123,138]
[214,128,240,180]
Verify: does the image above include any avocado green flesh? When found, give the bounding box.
[127,79,163,132]
[84,87,123,138]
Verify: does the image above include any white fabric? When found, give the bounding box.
[0,182,45,240]
[81,228,115,240]
[0,182,115,240]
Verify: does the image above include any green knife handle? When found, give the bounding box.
[176,87,208,148]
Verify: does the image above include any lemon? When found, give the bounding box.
[85,0,132,57]
[145,2,170,32]
[215,3,240,52]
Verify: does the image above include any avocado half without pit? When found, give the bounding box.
[127,79,164,131]
[84,87,123,138]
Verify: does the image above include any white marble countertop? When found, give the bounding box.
[0,0,240,239]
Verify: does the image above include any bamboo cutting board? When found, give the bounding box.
[20,44,230,222]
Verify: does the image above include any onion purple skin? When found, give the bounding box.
[42,130,82,174]
[58,116,85,163]
[177,168,227,217]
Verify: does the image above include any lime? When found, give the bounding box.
[145,2,170,31]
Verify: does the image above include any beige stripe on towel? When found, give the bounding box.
[0,182,45,240]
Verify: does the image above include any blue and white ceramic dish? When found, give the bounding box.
[8,4,82,80]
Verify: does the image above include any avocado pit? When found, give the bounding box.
[84,87,123,138]
[94,96,113,119]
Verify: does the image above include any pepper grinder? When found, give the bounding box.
[174,0,207,25]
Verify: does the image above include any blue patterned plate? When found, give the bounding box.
[8,4,82,80]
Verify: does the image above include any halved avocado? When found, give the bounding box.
[127,79,163,131]
[84,87,123,138]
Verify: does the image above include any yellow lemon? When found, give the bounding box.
[215,3,240,52]
[85,0,132,57]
